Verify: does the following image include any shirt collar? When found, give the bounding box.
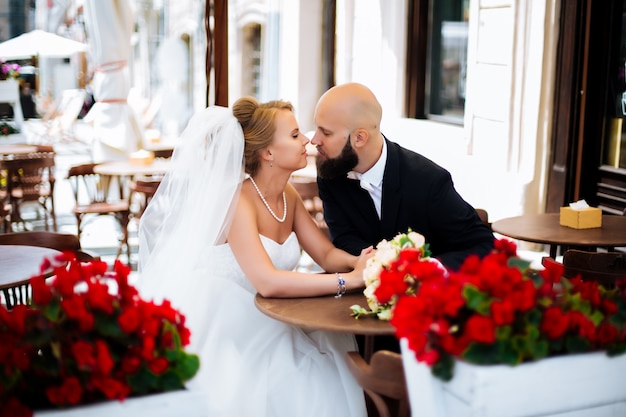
[359,139,387,187]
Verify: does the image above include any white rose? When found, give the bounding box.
[376,245,399,265]
[407,231,426,249]
[376,308,393,321]
[363,261,382,286]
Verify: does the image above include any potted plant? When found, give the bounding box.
[364,234,626,416]
[0,253,201,417]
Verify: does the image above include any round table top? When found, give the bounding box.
[254,292,394,336]
[492,213,626,247]
[93,159,170,176]
[0,144,37,156]
[0,245,61,289]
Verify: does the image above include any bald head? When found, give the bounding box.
[314,83,384,173]
[316,83,383,132]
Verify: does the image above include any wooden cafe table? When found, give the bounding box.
[255,291,394,362]
[492,213,626,258]
[0,245,61,307]
[93,158,170,199]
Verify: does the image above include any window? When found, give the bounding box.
[406,0,470,124]
[241,23,262,98]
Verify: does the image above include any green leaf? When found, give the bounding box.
[588,310,605,327]
[431,352,454,382]
[565,335,592,353]
[128,367,158,394]
[525,309,542,327]
[463,342,500,364]
[164,348,181,362]
[421,243,432,258]
[495,325,511,340]
[43,299,61,321]
[532,340,549,360]
[508,257,531,272]
[497,340,521,365]
[526,324,540,340]
[176,353,200,381]
[463,286,491,314]
[157,370,185,391]
[548,337,565,352]
[94,312,124,338]
[350,305,376,318]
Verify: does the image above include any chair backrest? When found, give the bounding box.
[66,162,108,204]
[476,208,489,225]
[7,149,56,202]
[346,350,410,417]
[289,176,329,237]
[562,249,626,288]
[0,231,97,261]
[129,177,162,217]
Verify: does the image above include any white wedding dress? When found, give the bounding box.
[181,232,367,417]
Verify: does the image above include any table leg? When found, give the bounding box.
[364,335,374,362]
[549,244,557,259]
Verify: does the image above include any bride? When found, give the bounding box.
[138,97,372,416]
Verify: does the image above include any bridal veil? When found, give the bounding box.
[137,106,245,320]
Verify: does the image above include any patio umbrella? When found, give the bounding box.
[83,0,142,161]
[0,30,88,59]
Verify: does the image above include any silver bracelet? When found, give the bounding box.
[334,273,346,298]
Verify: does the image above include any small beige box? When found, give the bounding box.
[559,207,602,229]
[130,150,155,165]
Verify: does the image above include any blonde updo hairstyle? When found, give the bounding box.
[232,96,294,176]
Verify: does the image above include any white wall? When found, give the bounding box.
[184,0,561,223]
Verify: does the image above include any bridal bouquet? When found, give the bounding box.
[0,253,199,416]
[377,237,626,381]
[350,230,432,320]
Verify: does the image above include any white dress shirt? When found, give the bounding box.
[347,140,387,218]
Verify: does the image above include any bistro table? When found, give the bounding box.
[492,213,626,258]
[0,245,61,307]
[255,291,394,361]
[93,158,170,178]
[0,144,38,156]
[93,158,170,200]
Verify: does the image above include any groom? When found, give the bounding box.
[312,83,494,271]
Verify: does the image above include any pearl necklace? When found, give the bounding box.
[249,176,287,223]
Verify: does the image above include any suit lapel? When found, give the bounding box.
[380,139,402,237]
[345,178,380,225]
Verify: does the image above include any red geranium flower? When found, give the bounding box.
[0,256,200,415]
[368,233,626,382]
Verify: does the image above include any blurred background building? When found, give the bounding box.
[0,0,623,226]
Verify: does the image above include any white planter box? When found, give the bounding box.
[400,338,626,417]
[35,389,208,417]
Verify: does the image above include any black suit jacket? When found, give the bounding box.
[317,138,494,270]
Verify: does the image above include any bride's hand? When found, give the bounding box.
[345,246,374,290]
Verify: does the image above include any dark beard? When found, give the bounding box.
[316,138,359,179]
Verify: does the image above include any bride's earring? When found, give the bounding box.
[270,159,273,168]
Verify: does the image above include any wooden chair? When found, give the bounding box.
[128,176,161,219]
[4,145,57,231]
[346,350,410,417]
[476,208,489,225]
[562,249,626,288]
[289,176,330,238]
[0,199,10,232]
[66,163,131,263]
[0,231,99,262]
[0,231,99,309]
